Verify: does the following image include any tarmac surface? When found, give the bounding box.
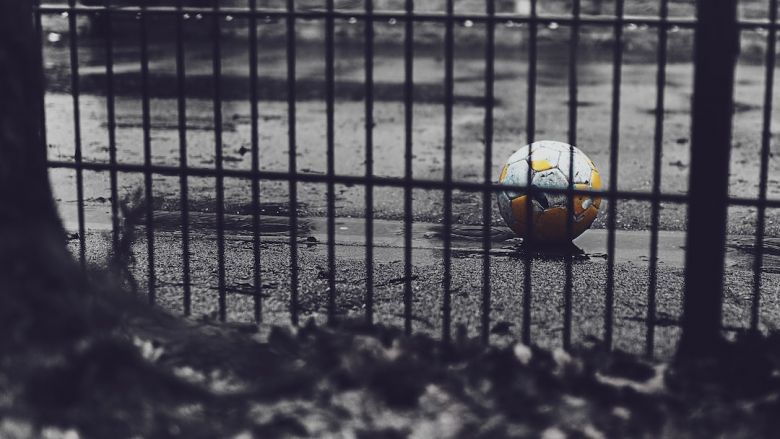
[43,23,780,357]
[65,208,780,359]
[45,26,780,234]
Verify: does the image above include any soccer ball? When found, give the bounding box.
[497,140,602,243]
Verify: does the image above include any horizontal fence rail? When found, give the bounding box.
[44,160,780,209]
[38,0,778,357]
[33,4,780,30]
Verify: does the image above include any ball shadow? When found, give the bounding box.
[509,240,590,262]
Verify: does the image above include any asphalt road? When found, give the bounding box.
[65,208,780,359]
[45,32,780,235]
[45,29,780,357]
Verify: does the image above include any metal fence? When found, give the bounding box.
[38,0,779,356]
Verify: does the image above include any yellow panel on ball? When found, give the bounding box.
[530,160,554,172]
[591,169,602,189]
[499,164,508,183]
[590,169,603,209]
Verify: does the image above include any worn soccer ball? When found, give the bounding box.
[497,140,602,243]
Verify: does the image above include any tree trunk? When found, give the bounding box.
[0,1,61,231]
[0,0,106,351]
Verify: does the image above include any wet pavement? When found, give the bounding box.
[65,208,780,359]
[45,31,780,235]
[45,26,780,356]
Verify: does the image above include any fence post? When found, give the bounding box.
[680,0,739,356]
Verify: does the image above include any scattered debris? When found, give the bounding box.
[490,321,514,335]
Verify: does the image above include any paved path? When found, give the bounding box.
[65,207,780,359]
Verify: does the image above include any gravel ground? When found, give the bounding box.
[69,225,780,360]
[45,19,780,359]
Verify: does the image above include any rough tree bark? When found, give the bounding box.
[0,1,61,230]
[0,0,112,352]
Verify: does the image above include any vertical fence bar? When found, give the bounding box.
[750,0,778,331]
[522,0,539,346]
[563,0,581,351]
[211,0,227,321]
[249,0,262,324]
[680,0,738,356]
[403,0,415,336]
[481,0,496,345]
[66,0,86,269]
[325,0,337,325]
[34,0,48,213]
[442,0,455,343]
[102,0,120,254]
[286,0,300,326]
[175,0,192,316]
[646,0,669,358]
[139,2,156,304]
[364,0,376,326]
[604,0,624,350]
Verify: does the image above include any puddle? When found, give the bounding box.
[642,107,690,116]
[448,241,590,261]
[152,211,309,236]
[726,237,780,274]
[105,115,237,132]
[47,73,495,106]
[563,100,600,108]
[165,200,308,217]
[424,224,518,243]
[643,101,760,117]
[504,242,590,262]
[424,224,595,261]
[733,101,762,113]
[61,207,740,272]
